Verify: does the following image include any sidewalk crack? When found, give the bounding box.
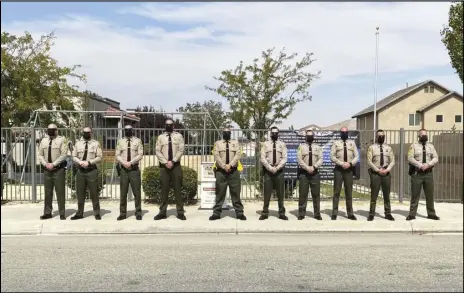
[39,223,44,235]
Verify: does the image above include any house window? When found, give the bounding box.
[429,86,435,93]
[456,115,462,123]
[424,87,429,93]
[364,117,367,129]
[409,113,421,126]
[436,115,443,123]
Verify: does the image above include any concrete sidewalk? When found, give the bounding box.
[1,201,462,235]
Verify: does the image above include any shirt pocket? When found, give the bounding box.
[76,145,85,156]
[89,145,97,155]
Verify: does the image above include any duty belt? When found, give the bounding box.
[78,165,97,172]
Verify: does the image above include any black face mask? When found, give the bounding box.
[377,135,385,144]
[271,133,278,141]
[306,135,314,143]
[124,130,133,137]
[340,131,349,141]
[419,135,428,144]
[223,132,231,141]
[165,125,173,132]
[47,129,57,137]
[83,132,91,140]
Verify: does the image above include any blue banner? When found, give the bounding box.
[278,130,361,180]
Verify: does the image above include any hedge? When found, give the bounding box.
[142,165,198,204]
[66,164,106,199]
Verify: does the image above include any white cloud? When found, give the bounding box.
[2,2,462,128]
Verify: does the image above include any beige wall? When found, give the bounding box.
[423,96,463,130]
[378,86,447,131]
[376,85,448,144]
[356,115,374,130]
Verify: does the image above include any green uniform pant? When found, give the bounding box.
[333,167,354,217]
[213,170,244,216]
[75,168,100,216]
[119,168,142,216]
[368,170,392,216]
[298,172,321,217]
[159,164,184,215]
[409,171,436,217]
[262,170,285,216]
[43,168,66,216]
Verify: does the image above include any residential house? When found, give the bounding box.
[299,124,322,132]
[352,80,463,143]
[320,119,356,131]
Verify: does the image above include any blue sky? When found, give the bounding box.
[2,2,463,129]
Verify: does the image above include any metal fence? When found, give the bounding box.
[1,127,463,203]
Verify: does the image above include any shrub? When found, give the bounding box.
[142,165,198,204]
[66,164,107,199]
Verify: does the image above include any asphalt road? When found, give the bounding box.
[1,234,463,292]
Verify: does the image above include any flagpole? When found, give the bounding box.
[373,27,379,133]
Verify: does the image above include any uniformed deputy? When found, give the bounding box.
[297,129,323,220]
[330,126,359,220]
[366,129,395,221]
[116,125,144,221]
[154,119,186,221]
[38,124,68,220]
[209,127,246,221]
[259,126,288,221]
[406,128,440,221]
[70,127,103,220]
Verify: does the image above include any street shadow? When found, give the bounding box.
[220,209,236,219]
[83,209,112,218]
[321,208,347,218]
[53,209,77,218]
[127,209,150,218]
[255,209,285,218]
[354,210,383,219]
[289,209,314,218]
[166,209,179,218]
[391,209,427,219]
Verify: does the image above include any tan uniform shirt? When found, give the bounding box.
[38,135,68,167]
[297,142,323,170]
[155,131,184,164]
[72,138,102,165]
[407,142,438,168]
[260,140,287,171]
[116,136,144,165]
[330,139,359,166]
[214,139,241,169]
[367,143,395,172]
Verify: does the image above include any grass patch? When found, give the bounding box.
[320,183,370,199]
[103,162,115,170]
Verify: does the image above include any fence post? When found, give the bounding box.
[202,113,207,160]
[398,128,405,203]
[30,126,37,203]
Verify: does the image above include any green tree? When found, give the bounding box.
[205,47,320,136]
[206,47,320,183]
[441,2,463,83]
[177,100,229,130]
[1,31,86,127]
[133,105,190,145]
[177,100,230,148]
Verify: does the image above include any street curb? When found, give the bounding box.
[2,229,463,236]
